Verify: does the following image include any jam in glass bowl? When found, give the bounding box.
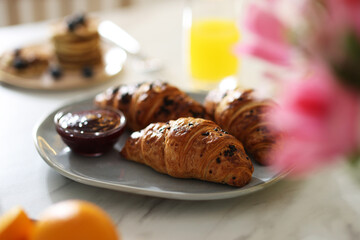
[54,104,126,156]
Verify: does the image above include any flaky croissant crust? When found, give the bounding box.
[94,81,209,131]
[121,117,254,187]
[204,88,279,165]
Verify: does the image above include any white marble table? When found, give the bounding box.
[1,1,360,239]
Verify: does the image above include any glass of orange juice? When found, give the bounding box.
[183,0,241,91]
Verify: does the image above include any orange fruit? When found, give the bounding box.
[0,206,35,240]
[31,200,120,240]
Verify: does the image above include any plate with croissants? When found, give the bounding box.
[34,81,286,200]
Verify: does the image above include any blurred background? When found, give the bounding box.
[0,0,133,26]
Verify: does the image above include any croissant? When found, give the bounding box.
[204,88,279,165]
[120,117,254,187]
[94,81,209,131]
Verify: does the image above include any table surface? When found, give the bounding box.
[1,1,360,239]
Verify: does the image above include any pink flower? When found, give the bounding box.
[245,4,285,45]
[237,0,360,176]
[269,69,360,176]
[327,0,360,37]
[235,4,292,66]
[236,39,291,66]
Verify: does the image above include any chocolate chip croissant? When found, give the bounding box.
[120,117,254,187]
[204,88,279,165]
[94,81,209,131]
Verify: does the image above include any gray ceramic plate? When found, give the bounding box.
[33,92,285,200]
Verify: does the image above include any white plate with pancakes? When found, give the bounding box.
[0,43,126,91]
[0,15,127,91]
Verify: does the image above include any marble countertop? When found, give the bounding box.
[1,1,360,239]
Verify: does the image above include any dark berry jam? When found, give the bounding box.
[55,108,126,156]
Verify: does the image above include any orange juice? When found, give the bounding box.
[190,19,240,82]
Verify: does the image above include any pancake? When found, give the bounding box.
[0,45,50,78]
[51,14,102,69]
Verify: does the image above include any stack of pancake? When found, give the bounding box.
[51,15,102,69]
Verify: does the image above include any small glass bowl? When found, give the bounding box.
[54,104,126,157]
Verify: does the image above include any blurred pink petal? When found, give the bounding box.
[265,0,278,4]
[238,3,292,66]
[343,0,360,37]
[269,69,360,176]
[327,0,360,36]
[245,4,286,45]
[236,39,291,66]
